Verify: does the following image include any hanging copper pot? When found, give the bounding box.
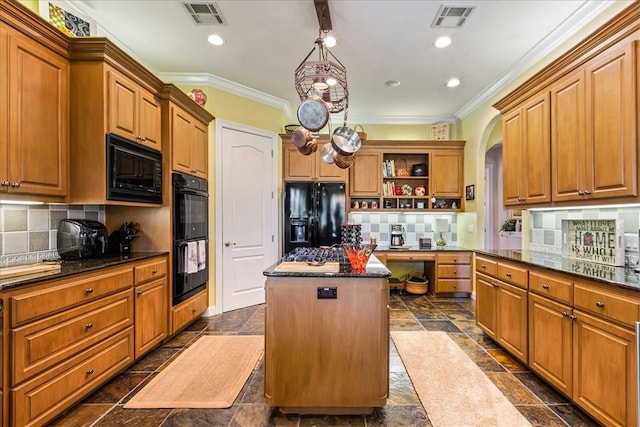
[297,97,329,132]
[298,138,318,155]
[333,151,355,169]
[331,126,361,155]
[291,126,312,148]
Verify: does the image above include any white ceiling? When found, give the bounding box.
[61,0,620,125]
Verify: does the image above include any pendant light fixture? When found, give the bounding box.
[294,31,348,114]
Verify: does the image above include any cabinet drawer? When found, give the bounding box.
[134,257,167,284]
[475,255,498,276]
[497,261,528,289]
[11,328,134,427]
[574,282,640,327]
[384,252,436,262]
[172,290,208,334]
[437,265,471,279]
[11,290,133,385]
[437,279,472,293]
[10,266,133,326]
[438,253,471,265]
[529,270,573,304]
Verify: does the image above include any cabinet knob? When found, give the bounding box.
[505,272,512,277]
[10,182,20,188]
[584,190,591,195]
[578,190,585,196]
[1,181,9,187]
[85,323,93,329]
[137,290,143,296]
[595,301,605,308]
[481,264,486,269]
[86,369,94,375]
[85,288,94,294]
[561,311,570,317]
[542,284,550,290]
[152,268,158,274]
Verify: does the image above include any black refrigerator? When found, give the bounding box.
[283,182,346,254]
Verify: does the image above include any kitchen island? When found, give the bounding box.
[262,253,391,414]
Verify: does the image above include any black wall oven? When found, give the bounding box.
[172,172,208,305]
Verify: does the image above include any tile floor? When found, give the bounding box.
[49,292,599,427]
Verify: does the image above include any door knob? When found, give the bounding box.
[224,241,236,247]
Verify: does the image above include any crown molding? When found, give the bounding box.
[456,0,615,119]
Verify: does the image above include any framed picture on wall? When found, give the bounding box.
[431,123,450,140]
[465,185,475,200]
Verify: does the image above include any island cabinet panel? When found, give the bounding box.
[1,24,69,200]
[265,276,389,412]
[502,92,551,206]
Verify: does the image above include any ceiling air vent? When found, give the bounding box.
[431,5,474,28]
[182,1,227,25]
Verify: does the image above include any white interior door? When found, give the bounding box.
[216,120,277,313]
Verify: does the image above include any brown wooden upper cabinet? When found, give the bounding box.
[495,10,640,208]
[502,92,551,206]
[0,24,69,199]
[282,139,347,182]
[432,151,463,198]
[349,150,382,196]
[107,68,162,152]
[170,103,209,179]
[552,40,637,202]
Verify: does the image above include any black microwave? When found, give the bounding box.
[106,133,162,204]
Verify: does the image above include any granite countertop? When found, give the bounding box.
[375,245,472,252]
[476,249,640,292]
[0,251,169,290]
[263,255,391,278]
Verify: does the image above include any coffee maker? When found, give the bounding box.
[390,224,405,248]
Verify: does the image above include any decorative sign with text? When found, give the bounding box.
[562,219,624,267]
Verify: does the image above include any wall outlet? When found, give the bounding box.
[468,224,474,233]
[625,233,639,251]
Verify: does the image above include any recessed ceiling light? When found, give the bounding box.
[434,36,451,48]
[207,34,225,46]
[324,35,337,48]
[385,80,401,87]
[447,78,460,88]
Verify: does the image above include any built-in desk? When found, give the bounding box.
[375,247,472,295]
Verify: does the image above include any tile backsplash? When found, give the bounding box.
[529,206,640,266]
[348,212,457,247]
[0,204,105,267]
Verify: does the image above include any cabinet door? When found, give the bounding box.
[432,151,462,197]
[502,109,523,205]
[551,69,587,202]
[138,89,162,151]
[496,281,528,363]
[316,156,347,181]
[107,69,138,141]
[573,310,636,427]
[475,273,497,339]
[192,121,208,179]
[283,144,314,181]
[135,277,168,357]
[171,106,195,174]
[349,151,381,196]
[585,41,636,200]
[522,93,551,204]
[528,293,572,396]
[6,28,68,197]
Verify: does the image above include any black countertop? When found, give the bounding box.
[476,249,640,292]
[0,252,169,290]
[263,255,391,278]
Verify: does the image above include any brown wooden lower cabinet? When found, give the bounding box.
[2,255,175,426]
[476,254,639,427]
[171,289,208,334]
[264,275,389,413]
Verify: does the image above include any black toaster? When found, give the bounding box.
[57,219,109,259]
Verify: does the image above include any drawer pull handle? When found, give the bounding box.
[86,323,93,329]
[86,369,94,375]
[505,272,512,277]
[481,264,486,269]
[152,268,158,274]
[137,290,143,296]
[542,284,550,290]
[596,301,605,308]
[562,311,570,317]
[569,314,577,320]
[85,288,94,294]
